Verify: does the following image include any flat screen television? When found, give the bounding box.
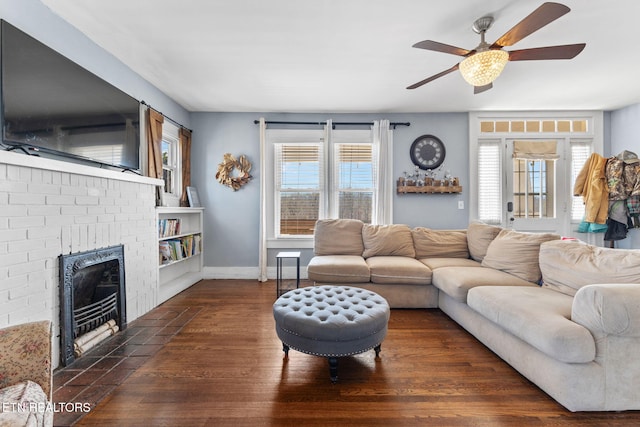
[1,20,141,170]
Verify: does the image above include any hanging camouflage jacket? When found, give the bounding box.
[624,162,640,196]
[606,158,628,200]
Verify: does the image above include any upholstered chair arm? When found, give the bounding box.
[0,320,53,400]
[572,284,640,337]
[571,284,640,410]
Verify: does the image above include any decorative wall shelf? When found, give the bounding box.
[397,185,462,194]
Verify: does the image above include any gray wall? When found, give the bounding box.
[190,112,469,270]
[609,103,640,249]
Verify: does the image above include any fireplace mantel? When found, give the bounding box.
[0,149,163,186]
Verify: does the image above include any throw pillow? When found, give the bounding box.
[481,229,560,283]
[540,239,640,296]
[314,219,364,256]
[467,221,503,262]
[412,228,469,259]
[362,224,415,258]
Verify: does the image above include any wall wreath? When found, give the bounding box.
[216,153,252,191]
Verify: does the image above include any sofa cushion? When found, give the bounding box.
[307,255,370,283]
[419,257,481,270]
[412,228,469,259]
[481,229,560,283]
[362,224,415,258]
[313,219,364,256]
[467,286,596,363]
[432,266,535,302]
[540,239,640,296]
[366,256,431,285]
[466,221,502,262]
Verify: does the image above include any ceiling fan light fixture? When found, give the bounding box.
[459,49,509,87]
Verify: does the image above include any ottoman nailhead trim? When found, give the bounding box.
[281,341,383,358]
[278,325,387,342]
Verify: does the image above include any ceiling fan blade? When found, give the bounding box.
[508,43,586,61]
[474,83,492,94]
[491,2,570,48]
[412,40,471,57]
[406,64,459,90]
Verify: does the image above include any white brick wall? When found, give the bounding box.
[0,153,161,368]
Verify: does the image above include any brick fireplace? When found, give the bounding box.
[0,150,162,369]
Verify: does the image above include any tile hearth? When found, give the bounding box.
[52,305,202,426]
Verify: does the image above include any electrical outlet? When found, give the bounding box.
[458,200,464,210]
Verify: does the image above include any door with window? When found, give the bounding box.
[472,113,601,237]
[505,139,564,233]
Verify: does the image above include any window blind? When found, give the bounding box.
[513,140,559,159]
[478,141,502,224]
[335,143,374,223]
[274,143,323,236]
[336,144,374,190]
[570,142,592,221]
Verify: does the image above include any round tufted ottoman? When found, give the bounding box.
[273,285,390,382]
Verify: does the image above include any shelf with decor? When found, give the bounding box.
[397,185,462,194]
[156,207,204,304]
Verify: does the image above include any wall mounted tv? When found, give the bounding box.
[1,20,141,170]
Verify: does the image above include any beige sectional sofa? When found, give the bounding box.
[307,219,640,412]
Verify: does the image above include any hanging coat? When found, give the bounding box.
[606,158,629,201]
[573,153,609,225]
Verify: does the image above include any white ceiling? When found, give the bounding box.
[39,0,640,113]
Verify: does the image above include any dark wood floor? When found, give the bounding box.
[66,280,640,426]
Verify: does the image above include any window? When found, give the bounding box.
[269,128,376,238]
[275,143,323,237]
[477,140,502,224]
[334,143,374,224]
[512,159,556,219]
[479,118,589,134]
[570,141,592,222]
[511,140,558,220]
[161,122,181,201]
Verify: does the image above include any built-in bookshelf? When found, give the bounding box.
[156,207,204,304]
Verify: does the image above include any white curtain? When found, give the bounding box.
[321,119,332,218]
[258,118,268,282]
[372,120,393,224]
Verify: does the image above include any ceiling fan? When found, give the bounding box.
[407,2,586,94]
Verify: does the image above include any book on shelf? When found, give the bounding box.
[168,239,184,260]
[159,241,172,265]
[179,234,202,258]
[158,218,181,238]
[159,233,202,265]
[193,234,202,255]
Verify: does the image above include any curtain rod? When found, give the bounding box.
[253,120,410,129]
[140,100,192,133]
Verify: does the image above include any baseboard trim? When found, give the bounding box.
[203,266,308,280]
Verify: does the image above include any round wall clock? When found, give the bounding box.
[410,134,446,170]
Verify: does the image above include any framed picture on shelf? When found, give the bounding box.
[186,186,201,207]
